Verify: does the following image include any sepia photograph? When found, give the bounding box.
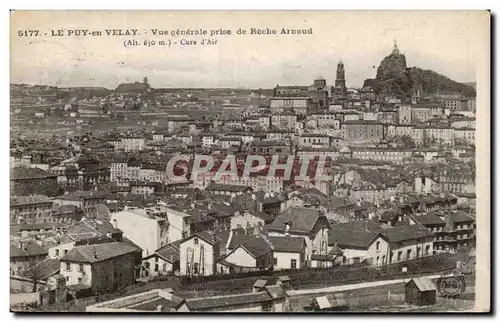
[9,10,490,313]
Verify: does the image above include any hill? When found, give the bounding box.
[363,45,476,99]
[410,68,476,97]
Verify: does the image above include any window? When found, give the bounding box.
[291,259,297,269]
[55,249,59,257]
[194,238,198,245]
[155,264,159,272]
[425,245,430,255]
[64,250,69,255]
[274,257,277,266]
[77,277,82,284]
[78,264,84,272]
[66,263,71,271]
[376,241,380,251]
[397,251,402,261]
[66,276,69,282]
[163,263,167,271]
[407,249,412,260]
[193,263,199,274]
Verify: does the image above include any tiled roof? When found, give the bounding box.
[152,241,181,263]
[448,210,474,224]
[406,277,437,292]
[69,219,122,237]
[267,236,305,253]
[246,210,273,223]
[264,285,287,300]
[412,213,446,226]
[206,183,252,193]
[11,195,53,207]
[61,242,141,263]
[186,292,272,311]
[328,226,382,249]
[266,207,329,234]
[382,224,433,243]
[228,234,272,258]
[61,190,108,200]
[10,240,48,258]
[10,167,56,180]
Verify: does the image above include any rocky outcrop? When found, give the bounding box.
[364,46,476,99]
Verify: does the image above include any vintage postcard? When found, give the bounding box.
[9,10,490,313]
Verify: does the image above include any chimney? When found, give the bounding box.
[285,222,291,236]
[226,230,233,250]
[93,245,98,259]
[156,305,163,312]
[112,219,118,229]
[17,241,24,250]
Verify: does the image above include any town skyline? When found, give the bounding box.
[11,11,482,89]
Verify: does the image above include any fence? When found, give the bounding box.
[290,291,407,312]
[436,297,475,310]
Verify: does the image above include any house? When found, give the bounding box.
[48,235,115,260]
[110,208,169,257]
[164,207,191,242]
[10,240,48,275]
[298,133,330,149]
[404,277,437,306]
[410,213,447,253]
[230,210,273,234]
[205,183,253,197]
[54,190,107,219]
[86,288,189,312]
[60,241,142,294]
[223,234,273,271]
[141,240,181,278]
[266,207,331,266]
[179,231,220,277]
[10,195,54,225]
[130,182,157,196]
[267,236,307,270]
[188,209,217,234]
[383,224,434,264]
[440,210,476,253]
[10,167,59,197]
[328,223,389,266]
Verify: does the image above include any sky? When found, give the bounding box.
[10,11,489,89]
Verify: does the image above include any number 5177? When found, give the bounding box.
[18,30,40,37]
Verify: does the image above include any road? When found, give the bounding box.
[288,273,442,296]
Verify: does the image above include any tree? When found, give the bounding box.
[22,259,44,292]
[400,135,416,148]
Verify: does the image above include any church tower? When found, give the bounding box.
[334,61,347,97]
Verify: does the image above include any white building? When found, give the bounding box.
[179,232,220,277]
[164,207,192,243]
[110,208,169,257]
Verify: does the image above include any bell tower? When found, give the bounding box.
[334,61,347,96]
